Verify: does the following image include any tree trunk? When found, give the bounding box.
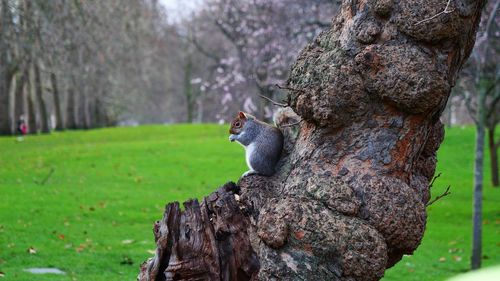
[0,72,12,135]
[14,70,28,127]
[84,93,91,129]
[78,90,90,129]
[51,73,64,131]
[0,0,11,135]
[26,75,37,134]
[139,1,486,280]
[471,85,486,269]
[94,97,102,128]
[184,55,194,123]
[66,88,77,130]
[34,63,50,133]
[487,127,499,187]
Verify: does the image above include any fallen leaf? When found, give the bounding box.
[58,234,65,240]
[121,239,134,244]
[438,257,446,262]
[0,271,4,277]
[452,256,462,262]
[76,244,86,253]
[448,248,463,253]
[27,247,37,254]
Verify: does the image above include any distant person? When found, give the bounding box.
[17,116,27,142]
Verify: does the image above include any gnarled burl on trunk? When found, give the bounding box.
[139,1,485,280]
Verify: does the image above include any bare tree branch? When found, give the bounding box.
[428,172,442,189]
[426,185,451,207]
[258,94,288,107]
[274,83,305,94]
[280,119,303,128]
[415,0,454,25]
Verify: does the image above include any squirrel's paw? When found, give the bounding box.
[242,170,257,177]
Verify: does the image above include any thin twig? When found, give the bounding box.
[258,94,288,107]
[280,119,303,128]
[415,0,454,25]
[426,185,451,207]
[34,168,55,185]
[274,84,305,94]
[428,172,442,189]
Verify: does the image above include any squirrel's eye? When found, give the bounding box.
[235,122,241,127]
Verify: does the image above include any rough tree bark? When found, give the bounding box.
[139,1,486,280]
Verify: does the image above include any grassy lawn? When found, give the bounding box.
[0,125,498,280]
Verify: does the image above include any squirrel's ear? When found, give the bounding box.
[238,111,247,119]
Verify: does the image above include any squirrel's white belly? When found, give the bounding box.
[245,143,256,171]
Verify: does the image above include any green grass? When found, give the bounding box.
[0,125,498,280]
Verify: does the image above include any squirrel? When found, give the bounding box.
[229,111,284,177]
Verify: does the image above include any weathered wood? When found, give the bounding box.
[140,0,486,280]
[139,182,259,281]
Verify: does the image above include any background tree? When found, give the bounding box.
[454,0,499,270]
[185,0,339,122]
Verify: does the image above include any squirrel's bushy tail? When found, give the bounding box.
[273,107,301,155]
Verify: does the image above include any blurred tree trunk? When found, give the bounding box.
[50,72,64,131]
[139,1,486,280]
[0,0,11,135]
[66,87,77,130]
[14,70,28,126]
[94,97,103,128]
[34,63,50,133]
[0,73,12,135]
[471,86,486,269]
[77,91,86,129]
[183,55,194,123]
[26,74,37,134]
[196,98,204,123]
[76,89,91,129]
[487,127,499,187]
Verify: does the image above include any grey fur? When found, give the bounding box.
[230,116,283,176]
